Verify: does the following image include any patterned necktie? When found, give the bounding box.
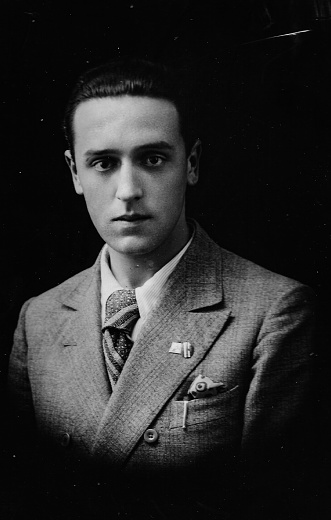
[102,289,140,388]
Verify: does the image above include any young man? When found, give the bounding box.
[8,59,315,520]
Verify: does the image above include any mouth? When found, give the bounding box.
[112,213,150,223]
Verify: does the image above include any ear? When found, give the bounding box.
[186,139,202,186]
[64,150,83,195]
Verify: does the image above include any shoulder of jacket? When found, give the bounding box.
[24,265,95,312]
[193,221,309,296]
[219,246,313,302]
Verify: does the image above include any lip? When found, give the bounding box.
[112,214,150,222]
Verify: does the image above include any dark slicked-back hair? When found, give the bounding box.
[63,57,198,158]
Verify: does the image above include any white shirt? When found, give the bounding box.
[100,235,194,341]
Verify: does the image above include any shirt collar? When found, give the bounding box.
[100,230,194,323]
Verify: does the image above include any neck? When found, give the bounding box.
[108,221,191,289]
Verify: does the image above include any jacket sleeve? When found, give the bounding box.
[7,298,37,437]
[240,284,316,517]
[4,299,43,519]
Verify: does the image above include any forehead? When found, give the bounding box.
[72,96,182,152]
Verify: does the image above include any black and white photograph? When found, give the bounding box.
[1,1,329,519]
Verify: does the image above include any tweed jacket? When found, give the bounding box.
[8,222,315,518]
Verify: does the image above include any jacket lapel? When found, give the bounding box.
[92,224,232,465]
[55,257,111,446]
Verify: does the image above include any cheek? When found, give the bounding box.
[82,184,110,217]
[151,168,188,200]
[80,175,108,199]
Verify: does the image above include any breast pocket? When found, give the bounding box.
[169,385,241,430]
[165,385,243,464]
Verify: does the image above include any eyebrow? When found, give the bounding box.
[84,141,174,158]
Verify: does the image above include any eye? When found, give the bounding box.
[92,157,117,172]
[144,155,165,167]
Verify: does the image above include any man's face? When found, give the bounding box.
[65,96,199,260]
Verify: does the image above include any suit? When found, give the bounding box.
[7,222,315,519]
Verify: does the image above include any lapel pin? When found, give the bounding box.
[169,342,193,358]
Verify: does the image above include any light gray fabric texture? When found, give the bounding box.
[8,221,315,474]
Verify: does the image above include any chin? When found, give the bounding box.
[107,237,157,257]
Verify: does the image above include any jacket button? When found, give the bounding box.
[60,432,71,447]
[143,428,159,444]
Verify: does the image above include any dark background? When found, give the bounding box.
[1,0,330,511]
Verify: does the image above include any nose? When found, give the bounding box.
[115,161,143,202]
